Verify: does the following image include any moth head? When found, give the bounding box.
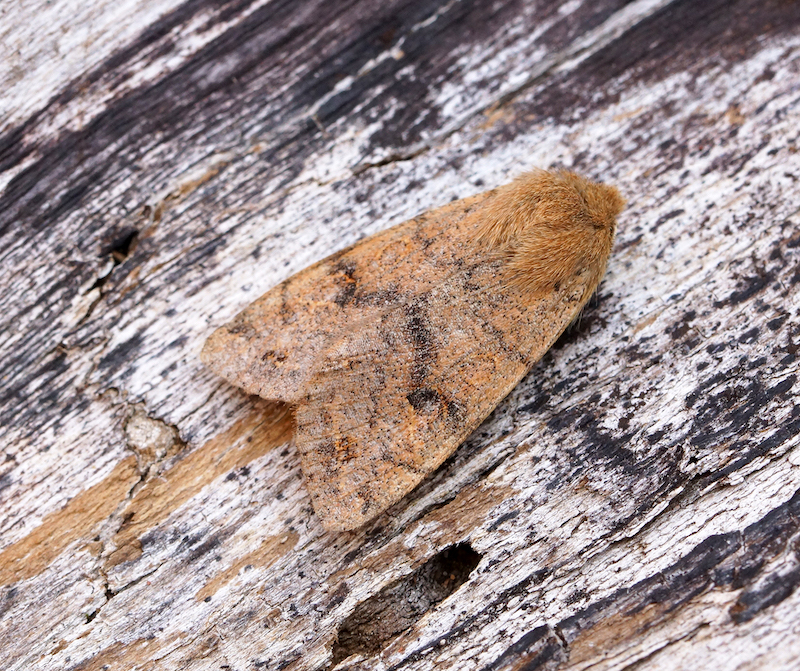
[477,169,625,298]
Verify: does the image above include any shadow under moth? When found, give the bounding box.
[202,169,624,531]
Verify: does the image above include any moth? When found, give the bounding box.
[202,169,624,531]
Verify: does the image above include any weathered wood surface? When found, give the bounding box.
[1,0,800,669]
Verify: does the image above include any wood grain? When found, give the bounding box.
[1,0,799,669]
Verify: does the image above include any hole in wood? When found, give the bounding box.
[102,227,139,264]
[331,542,482,665]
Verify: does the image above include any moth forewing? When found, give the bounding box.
[200,192,495,402]
[295,263,595,531]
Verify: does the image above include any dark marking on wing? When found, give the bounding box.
[407,387,442,414]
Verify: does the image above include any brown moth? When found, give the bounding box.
[202,169,624,531]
